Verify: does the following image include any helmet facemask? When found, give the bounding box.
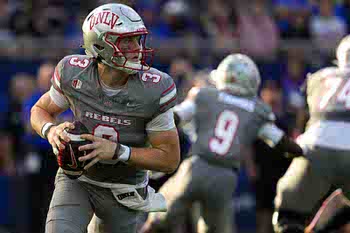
[102,31,154,74]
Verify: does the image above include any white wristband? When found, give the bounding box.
[98,144,131,165]
[41,122,55,139]
[118,144,131,162]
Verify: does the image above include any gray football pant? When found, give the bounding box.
[45,169,142,233]
[150,155,237,233]
[275,146,350,214]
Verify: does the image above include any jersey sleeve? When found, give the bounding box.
[50,58,70,109]
[255,99,276,123]
[158,74,177,114]
[254,99,284,147]
[173,87,200,122]
[146,109,176,132]
[51,59,65,95]
[257,123,284,147]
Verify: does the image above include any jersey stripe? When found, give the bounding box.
[52,74,63,94]
[160,87,177,105]
[51,66,63,94]
[52,82,63,94]
[53,72,61,89]
[55,67,61,81]
[160,96,177,111]
[161,83,175,96]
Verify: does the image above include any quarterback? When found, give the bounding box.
[30,3,180,233]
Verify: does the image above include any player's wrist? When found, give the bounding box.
[41,122,56,140]
[113,144,131,162]
[112,142,121,160]
[119,145,131,162]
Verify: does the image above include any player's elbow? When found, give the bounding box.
[30,105,39,124]
[30,105,37,114]
[169,157,180,174]
[163,151,180,174]
[163,162,179,174]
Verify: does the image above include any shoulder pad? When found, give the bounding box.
[59,55,94,80]
[51,55,95,95]
[254,99,275,122]
[308,66,339,80]
[62,54,94,69]
[140,68,177,114]
[139,68,170,85]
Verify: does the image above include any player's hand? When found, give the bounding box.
[78,134,119,170]
[304,226,314,233]
[283,152,301,159]
[140,221,153,233]
[140,217,162,233]
[47,121,75,155]
[284,144,308,159]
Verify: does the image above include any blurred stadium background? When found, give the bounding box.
[0,0,348,232]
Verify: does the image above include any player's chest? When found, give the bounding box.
[68,90,157,133]
[69,83,156,113]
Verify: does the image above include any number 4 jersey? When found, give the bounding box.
[50,55,177,184]
[189,87,280,170]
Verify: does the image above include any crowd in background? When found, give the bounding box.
[0,0,349,233]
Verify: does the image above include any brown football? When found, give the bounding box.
[57,121,92,179]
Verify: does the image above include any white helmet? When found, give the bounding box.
[210,54,261,97]
[82,3,154,74]
[336,35,350,70]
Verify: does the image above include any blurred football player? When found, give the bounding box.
[141,53,306,233]
[30,3,180,233]
[305,189,350,233]
[273,35,350,233]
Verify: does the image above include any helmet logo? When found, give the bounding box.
[89,11,120,30]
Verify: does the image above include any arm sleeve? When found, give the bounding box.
[51,63,64,94]
[173,99,197,122]
[146,109,176,132]
[49,59,70,109]
[258,122,305,156]
[257,123,285,147]
[275,135,305,156]
[159,77,177,114]
[49,86,69,109]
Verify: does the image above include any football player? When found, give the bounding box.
[273,35,350,233]
[305,189,350,233]
[30,3,180,233]
[141,53,305,233]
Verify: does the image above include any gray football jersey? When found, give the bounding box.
[51,55,177,184]
[306,67,350,127]
[191,88,274,169]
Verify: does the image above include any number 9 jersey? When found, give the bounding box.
[50,54,177,185]
[189,87,279,170]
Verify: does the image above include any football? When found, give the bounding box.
[57,121,92,179]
